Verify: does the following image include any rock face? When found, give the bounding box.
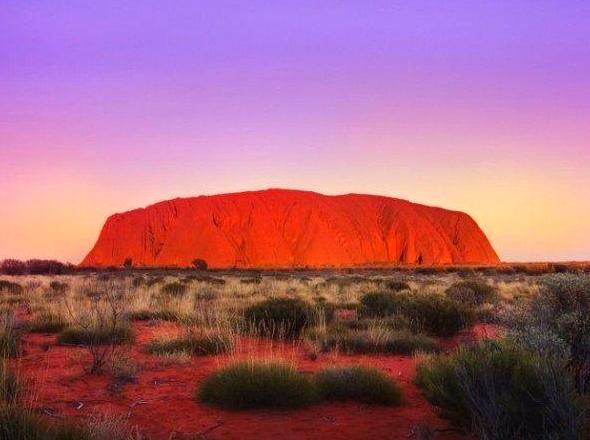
[81,189,500,268]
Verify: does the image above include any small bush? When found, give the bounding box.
[160,282,187,297]
[445,280,497,306]
[384,280,411,292]
[49,281,69,295]
[127,309,178,322]
[58,323,134,346]
[244,298,314,338]
[359,291,401,318]
[401,294,474,337]
[509,274,590,393]
[316,365,402,405]
[145,333,233,356]
[0,281,23,295]
[28,311,67,333]
[197,360,318,409]
[415,339,584,439]
[192,259,208,270]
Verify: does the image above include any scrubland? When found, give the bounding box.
[1,265,589,439]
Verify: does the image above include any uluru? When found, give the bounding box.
[81,189,499,268]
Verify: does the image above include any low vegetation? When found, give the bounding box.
[198,360,318,409]
[145,332,233,356]
[316,365,402,405]
[243,297,314,338]
[1,267,589,436]
[415,339,585,440]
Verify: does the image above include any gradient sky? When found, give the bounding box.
[1,1,589,263]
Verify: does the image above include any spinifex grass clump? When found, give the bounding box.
[0,361,20,403]
[0,314,20,358]
[198,360,318,409]
[160,281,188,297]
[308,327,440,355]
[0,280,23,295]
[316,365,402,405]
[383,280,411,292]
[48,280,70,295]
[27,311,67,333]
[415,339,584,440]
[145,332,233,356]
[58,322,134,346]
[244,297,314,339]
[445,280,498,306]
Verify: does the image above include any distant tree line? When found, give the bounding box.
[0,259,77,275]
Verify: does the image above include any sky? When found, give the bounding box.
[1,1,589,263]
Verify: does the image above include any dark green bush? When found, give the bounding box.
[510,274,590,394]
[445,280,497,306]
[145,333,233,356]
[359,291,401,318]
[160,281,187,297]
[244,298,314,338]
[360,291,473,336]
[401,293,474,337]
[58,323,133,346]
[415,339,584,439]
[197,361,318,409]
[316,365,402,405]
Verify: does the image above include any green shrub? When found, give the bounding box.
[58,323,134,346]
[359,291,401,318]
[509,274,590,393]
[197,360,318,409]
[145,333,233,356]
[316,365,402,405]
[28,311,67,333]
[244,298,314,338]
[309,327,439,355]
[160,281,187,297]
[401,293,474,336]
[415,339,584,439]
[0,281,23,295]
[445,280,497,306]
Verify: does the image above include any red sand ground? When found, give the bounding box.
[81,189,499,268]
[11,320,497,440]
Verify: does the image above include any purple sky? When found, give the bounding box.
[1,1,589,262]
